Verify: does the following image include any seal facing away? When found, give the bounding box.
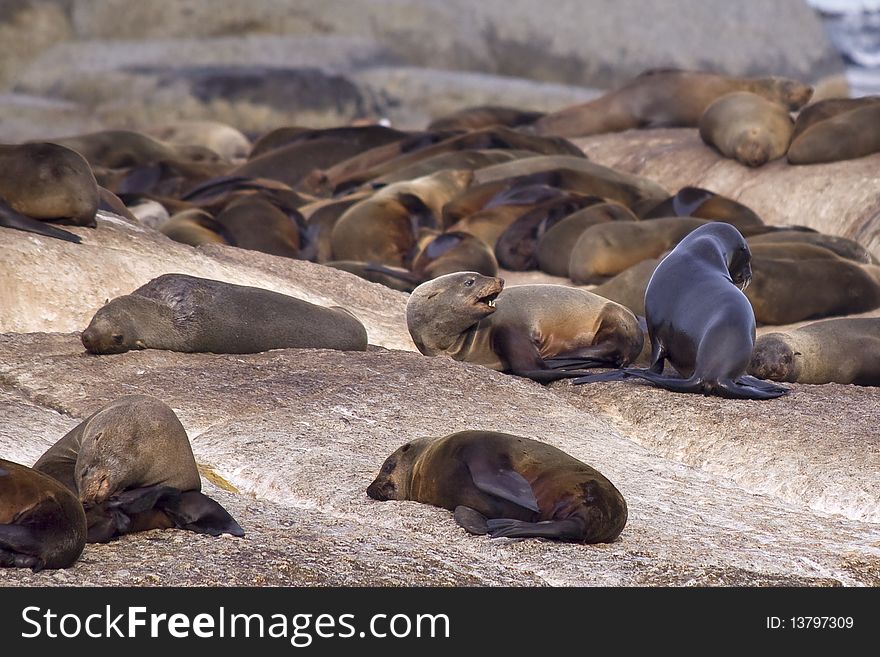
[406,272,643,382]
[749,318,880,386]
[34,395,244,543]
[0,459,87,570]
[575,223,788,399]
[81,273,368,354]
[367,430,627,543]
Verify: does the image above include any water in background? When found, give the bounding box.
[808,0,880,94]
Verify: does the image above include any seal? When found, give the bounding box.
[159,208,230,247]
[80,273,369,355]
[330,169,473,267]
[47,129,222,169]
[0,142,99,243]
[532,69,813,137]
[0,459,87,570]
[748,318,880,385]
[591,258,660,316]
[427,105,546,132]
[537,202,637,277]
[213,194,304,258]
[249,124,408,160]
[699,91,794,167]
[637,186,764,230]
[148,120,253,161]
[574,223,789,399]
[367,430,627,543]
[569,216,708,284]
[406,272,644,382]
[744,255,880,324]
[790,96,880,143]
[747,230,875,264]
[787,101,880,165]
[33,395,244,543]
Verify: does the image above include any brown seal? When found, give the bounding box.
[745,256,880,324]
[574,223,789,399]
[406,272,643,382]
[591,258,660,316]
[428,105,546,132]
[148,120,253,161]
[637,186,764,231]
[367,430,627,543]
[791,96,880,143]
[330,169,473,267]
[0,459,86,570]
[787,102,880,165]
[80,273,369,355]
[537,202,638,277]
[213,194,304,258]
[0,142,99,243]
[47,129,222,169]
[533,69,812,137]
[699,91,794,167]
[33,395,243,543]
[569,216,708,284]
[159,208,230,247]
[231,138,373,188]
[249,124,408,160]
[747,230,875,264]
[749,318,880,385]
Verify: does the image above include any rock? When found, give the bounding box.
[0,0,73,89]
[0,212,414,351]
[0,334,876,585]
[576,128,880,259]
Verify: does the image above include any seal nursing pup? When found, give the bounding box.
[367,430,627,543]
[575,223,788,399]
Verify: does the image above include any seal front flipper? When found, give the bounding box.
[717,379,788,400]
[454,506,489,535]
[465,452,539,513]
[572,369,633,384]
[0,525,45,571]
[486,518,584,541]
[736,375,790,394]
[0,199,81,243]
[162,491,245,537]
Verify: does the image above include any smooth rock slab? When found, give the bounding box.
[0,333,876,586]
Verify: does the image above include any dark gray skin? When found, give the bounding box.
[0,459,87,571]
[575,223,789,399]
[367,430,627,543]
[406,272,643,383]
[80,273,368,355]
[33,395,244,543]
[749,318,880,386]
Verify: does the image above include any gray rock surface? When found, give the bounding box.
[576,128,880,259]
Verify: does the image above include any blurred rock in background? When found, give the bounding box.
[0,0,847,140]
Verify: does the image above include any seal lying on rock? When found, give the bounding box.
[33,395,244,543]
[367,430,627,543]
[0,459,87,570]
[406,272,643,382]
[574,223,788,399]
[81,273,368,355]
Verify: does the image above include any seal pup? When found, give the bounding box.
[367,430,627,543]
[0,459,87,570]
[0,142,100,242]
[34,395,243,543]
[533,69,812,137]
[574,223,788,399]
[406,272,643,382]
[698,91,794,167]
[748,318,880,386]
[80,273,368,355]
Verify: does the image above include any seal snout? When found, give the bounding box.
[472,276,504,312]
[78,467,112,505]
[366,478,395,501]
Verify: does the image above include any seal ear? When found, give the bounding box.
[162,491,245,537]
[465,454,539,513]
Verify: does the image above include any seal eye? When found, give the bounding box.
[112,334,124,345]
[464,278,475,288]
[401,444,411,453]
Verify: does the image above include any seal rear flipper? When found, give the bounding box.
[0,525,44,570]
[736,375,790,394]
[465,455,539,513]
[486,518,584,541]
[162,491,245,537]
[0,200,81,243]
[543,356,610,370]
[454,506,489,535]
[717,379,789,400]
[571,369,633,385]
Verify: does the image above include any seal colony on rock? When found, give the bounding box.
[81,273,369,355]
[33,395,244,543]
[406,272,643,382]
[574,223,789,399]
[0,459,87,570]
[367,430,627,543]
